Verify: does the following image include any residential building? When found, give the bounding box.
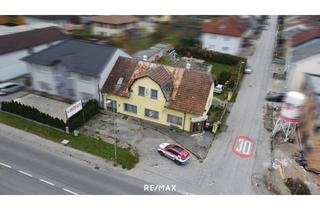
[102,57,214,135]
[22,39,131,105]
[200,16,249,55]
[286,28,320,90]
[283,17,313,39]
[0,27,65,82]
[90,16,139,37]
[133,43,173,62]
[300,73,320,172]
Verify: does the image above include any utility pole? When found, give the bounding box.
[106,100,117,165]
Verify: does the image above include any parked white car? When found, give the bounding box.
[0,82,23,96]
[244,65,253,74]
[214,84,224,94]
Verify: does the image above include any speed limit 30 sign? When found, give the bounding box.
[232,136,255,158]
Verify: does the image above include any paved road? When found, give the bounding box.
[126,16,278,195]
[0,133,165,195]
[197,15,278,194]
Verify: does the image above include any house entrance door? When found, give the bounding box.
[106,99,117,112]
[190,121,204,134]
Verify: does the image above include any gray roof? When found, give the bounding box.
[22,39,118,77]
[291,39,320,63]
[133,43,172,59]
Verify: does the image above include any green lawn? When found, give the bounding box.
[207,61,240,79]
[0,111,139,169]
[214,88,230,101]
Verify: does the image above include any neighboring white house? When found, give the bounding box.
[0,27,65,82]
[90,16,139,37]
[200,16,248,55]
[22,39,131,106]
[286,29,320,90]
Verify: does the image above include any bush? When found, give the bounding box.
[68,99,100,131]
[1,101,66,130]
[175,45,246,66]
[218,71,232,84]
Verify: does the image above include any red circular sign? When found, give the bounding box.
[232,136,256,158]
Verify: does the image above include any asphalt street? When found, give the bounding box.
[197,15,278,194]
[0,133,167,195]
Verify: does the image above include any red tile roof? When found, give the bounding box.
[168,70,213,115]
[291,28,320,47]
[202,16,248,37]
[0,27,65,55]
[90,16,139,25]
[135,65,172,87]
[102,57,214,115]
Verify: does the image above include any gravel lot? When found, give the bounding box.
[14,94,70,122]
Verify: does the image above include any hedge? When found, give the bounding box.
[1,101,66,130]
[175,45,246,66]
[1,99,100,131]
[68,99,100,131]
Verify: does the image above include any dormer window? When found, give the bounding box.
[138,86,145,96]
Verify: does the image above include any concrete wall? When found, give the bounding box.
[28,63,57,95]
[92,22,138,37]
[104,76,214,132]
[201,33,242,55]
[300,82,320,171]
[286,54,320,91]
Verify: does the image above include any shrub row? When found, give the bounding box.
[175,45,246,66]
[1,99,100,131]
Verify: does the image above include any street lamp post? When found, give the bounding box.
[106,100,117,165]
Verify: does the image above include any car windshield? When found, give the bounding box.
[173,145,184,152]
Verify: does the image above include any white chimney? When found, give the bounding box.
[142,55,148,61]
[186,63,191,69]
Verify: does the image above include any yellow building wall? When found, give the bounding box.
[104,77,214,132]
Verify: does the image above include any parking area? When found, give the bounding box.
[82,111,178,164]
[13,94,70,122]
[81,111,209,169]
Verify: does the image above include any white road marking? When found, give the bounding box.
[62,188,78,195]
[0,162,12,169]
[39,179,55,186]
[18,170,33,177]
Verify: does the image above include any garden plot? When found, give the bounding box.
[14,94,70,122]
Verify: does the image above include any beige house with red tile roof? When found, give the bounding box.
[90,15,139,37]
[200,16,249,55]
[102,57,214,134]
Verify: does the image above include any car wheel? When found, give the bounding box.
[175,160,181,165]
[158,151,165,156]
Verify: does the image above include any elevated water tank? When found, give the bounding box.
[280,91,306,122]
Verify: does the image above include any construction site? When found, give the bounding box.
[263,98,320,194]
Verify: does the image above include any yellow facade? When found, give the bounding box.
[104,77,214,133]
